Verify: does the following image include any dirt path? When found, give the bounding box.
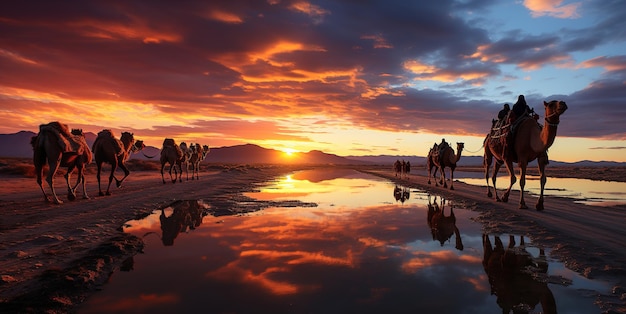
[1,164,625,313]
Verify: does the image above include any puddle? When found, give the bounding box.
[456,175,626,207]
[78,169,613,313]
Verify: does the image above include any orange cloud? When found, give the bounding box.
[206,10,244,24]
[69,19,182,43]
[523,0,581,19]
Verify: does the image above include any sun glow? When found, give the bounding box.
[282,148,298,156]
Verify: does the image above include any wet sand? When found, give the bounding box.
[0,163,625,313]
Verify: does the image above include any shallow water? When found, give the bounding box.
[455,173,626,207]
[78,169,612,313]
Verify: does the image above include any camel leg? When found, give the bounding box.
[105,161,118,195]
[484,151,493,197]
[96,162,105,196]
[78,166,89,199]
[449,167,455,190]
[161,162,167,184]
[169,163,176,184]
[518,161,529,209]
[35,158,51,203]
[46,158,63,204]
[536,156,548,211]
[501,160,516,203]
[64,165,77,201]
[115,163,130,188]
[441,167,448,189]
[178,163,183,183]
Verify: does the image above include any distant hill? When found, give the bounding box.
[204,144,370,165]
[1,130,624,166]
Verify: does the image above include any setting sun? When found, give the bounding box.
[282,148,298,156]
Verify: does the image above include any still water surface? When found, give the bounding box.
[78,169,612,313]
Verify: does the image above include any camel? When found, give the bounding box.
[92,130,145,196]
[427,195,463,250]
[482,234,556,313]
[189,143,209,180]
[432,142,464,190]
[484,98,568,210]
[426,145,439,185]
[179,142,191,181]
[160,138,184,184]
[30,122,92,204]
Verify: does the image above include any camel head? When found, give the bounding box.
[71,128,83,136]
[456,142,464,151]
[134,140,146,151]
[544,100,567,126]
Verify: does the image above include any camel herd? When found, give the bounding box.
[414,95,567,211]
[31,95,567,210]
[160,138,210,184]
[30,122,210,204]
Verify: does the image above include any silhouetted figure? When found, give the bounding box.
[498,103,510,120]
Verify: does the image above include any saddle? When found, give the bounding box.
[39,122,84,154]
[163,138,183,159]
[488,111,538,162]
[95,129,124,156]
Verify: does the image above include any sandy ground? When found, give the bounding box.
[0,163,625,313]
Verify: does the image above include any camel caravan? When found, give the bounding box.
[420,94,567,211]
[30,121,210,204]
[160,138,210,184]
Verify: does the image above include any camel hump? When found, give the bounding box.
[39,121,80,153]
[97,129,116,139]
[163,138,177,147]
[39,121,72,138]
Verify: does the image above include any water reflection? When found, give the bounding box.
[157,200,209,246]
[482,234,557,313]
[427,196,463,250]
[393,185,410,203]
[78,169,610,314]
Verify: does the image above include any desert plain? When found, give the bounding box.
[0,158,625,313]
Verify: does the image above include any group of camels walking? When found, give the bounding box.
[160,138,210,184]
[31,121,210,204]
[422,95,567,211]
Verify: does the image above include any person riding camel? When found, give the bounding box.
[498,103,510,121]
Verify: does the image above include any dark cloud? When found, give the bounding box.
[0,0,624,149]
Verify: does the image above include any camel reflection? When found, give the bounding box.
[393,185,411,203]
[427,195,463,250]
[159,200,209,246]
[482,234,557,314]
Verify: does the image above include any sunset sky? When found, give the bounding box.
[1,0,625,162]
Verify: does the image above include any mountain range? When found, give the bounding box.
[1,130,624,167]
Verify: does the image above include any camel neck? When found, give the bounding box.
[541,117,559,151]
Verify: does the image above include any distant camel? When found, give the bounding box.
[427,195,463,250]
[426,145,439,185]
[482,234,556,313]
[484,96,568,210]
[394,160,402,177]
[189,143,209,180]
[30,122,92,204]
[160,138,184,184]
[179,142,191,181]
[432,142,464,190]
[92,130,145,196]
[393,159,410,179]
